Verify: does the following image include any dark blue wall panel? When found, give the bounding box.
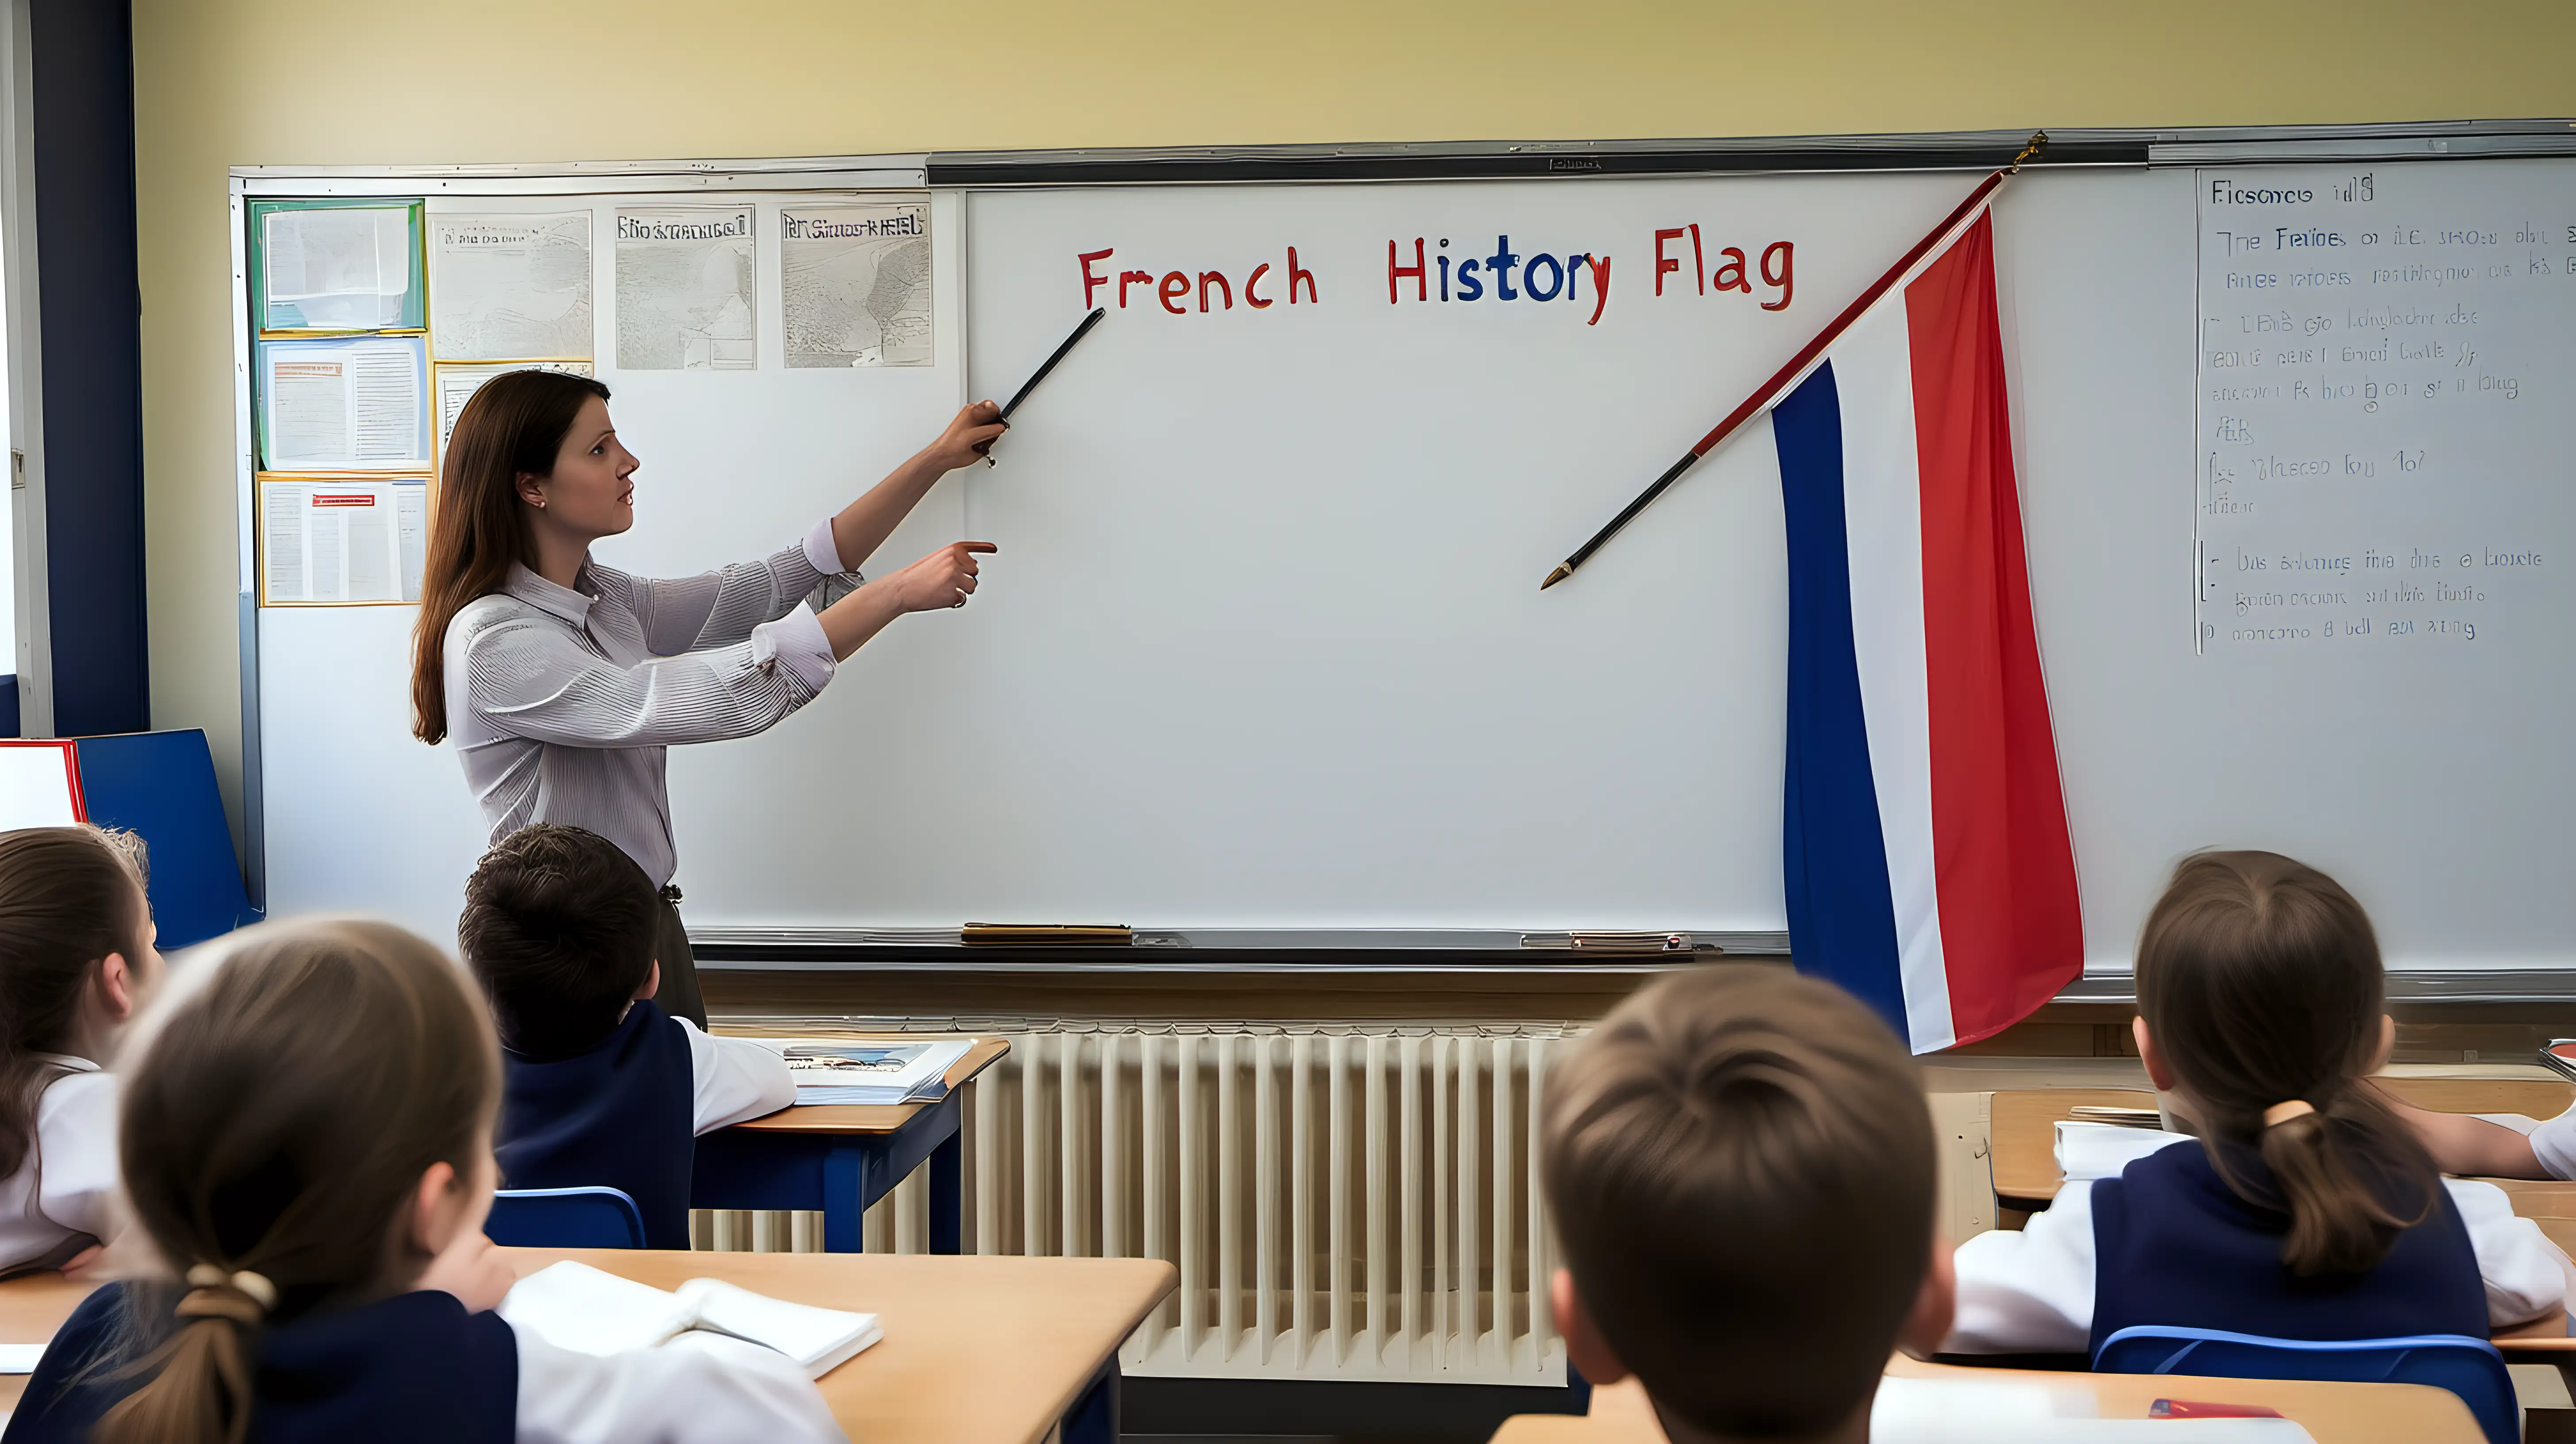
[29,0,147,736]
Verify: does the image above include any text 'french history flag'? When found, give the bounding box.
[1771,211,2081,1053]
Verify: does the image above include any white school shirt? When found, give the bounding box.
[513,1324,846,1443]
[0,1057,117,1274]
[2524,1103,2576,1179]
[1945,1168,2569,1354]
[445,521,859,890]
[682,1022,797,1134]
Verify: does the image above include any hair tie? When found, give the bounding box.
[177,1263,276,1326]
[2262,1099,2316,1129]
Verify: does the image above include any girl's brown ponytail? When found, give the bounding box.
[94,919,499,1444]
[2137,851,2433,1278]
[97,1267,273,1444]
[2254,1092,2423,1277]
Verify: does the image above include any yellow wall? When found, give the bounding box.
[131,0,2576,848]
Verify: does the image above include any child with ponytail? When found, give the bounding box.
[0,825,157,1277]
[1944,850,2566,1357]
[6,918,843,1444]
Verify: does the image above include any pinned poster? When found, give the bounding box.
[259,336,431,472]
[781,202,932,367]
[258,477,430,606]
[428,212,594,361]
[615,207,756,370]
[250,199,424,333]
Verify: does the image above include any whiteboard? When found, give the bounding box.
[249,156,2576,974]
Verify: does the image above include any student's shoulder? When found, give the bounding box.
[33,1064,113,1129]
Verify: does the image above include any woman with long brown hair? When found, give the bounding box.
[411,370,1000,1025]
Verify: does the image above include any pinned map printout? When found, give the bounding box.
[781,203,932,367]
[615,207,755,370]
[429,212,594,361]
[258,478,429,605]
[259,337,430,472]
[258,203,419,331]
[436,361,596,456]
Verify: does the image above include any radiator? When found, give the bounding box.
[697,1023,1572,1386]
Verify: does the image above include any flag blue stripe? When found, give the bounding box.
[1773,363,1910,1040]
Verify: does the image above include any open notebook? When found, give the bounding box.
[499,1261,880,1379]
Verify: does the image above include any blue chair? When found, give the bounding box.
[73,730,262,948]
[2094,1325,2518,1443]
[485,1187,648,1249]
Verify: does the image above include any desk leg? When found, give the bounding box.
[930,1125,962,1255]
[824,1147,866,1254]
[1060,1358,1119,1444]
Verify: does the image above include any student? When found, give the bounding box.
[5,917,843,1444]
[459,824,794,1249]
[1947,850,2566,1356]
[1542,966,1955,1444]
[0,825,157,1277]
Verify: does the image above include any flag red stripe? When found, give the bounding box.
[1904,214,2082,1047]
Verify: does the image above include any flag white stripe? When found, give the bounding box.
[1832,306,1955,1053]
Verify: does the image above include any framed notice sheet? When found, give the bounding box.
[435,361,595,458]
[249,199,424,333]
[257,336,432,472]
[257,477,430,606]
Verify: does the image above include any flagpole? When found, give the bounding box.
[1538,131,2049,591]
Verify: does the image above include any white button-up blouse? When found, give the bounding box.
[442,520,856,888]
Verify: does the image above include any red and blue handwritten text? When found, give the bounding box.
[1070,228,1794,325]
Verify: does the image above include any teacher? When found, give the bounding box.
[409,369,1000,1027]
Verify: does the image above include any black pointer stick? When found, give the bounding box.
[980,307,1108,465]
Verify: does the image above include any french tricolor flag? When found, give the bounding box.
[1769,211,2082,1052]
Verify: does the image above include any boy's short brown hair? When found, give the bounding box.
[457,824,660,1057]
[1542,966,1935,1439]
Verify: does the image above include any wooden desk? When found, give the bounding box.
[0,1248,1174,1444]
[0,1269,91,1414]
[693,1037,1010,1252]
[1487,1360,2486,1444]
[1990,1079,2576,1207]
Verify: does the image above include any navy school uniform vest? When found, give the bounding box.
[497,998,697,1250]
[1,1281,516,1444]
[2088,1140,2489,1357]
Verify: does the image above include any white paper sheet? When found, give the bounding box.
[261,337,430,472]
[0,746,79,831]
[615,208,756,370]
[259,478,429,606]
[429,212,594,361]
[261,205,416,331]
[781,203,932,368]
[1872,1377,2315,1442]
[435,361,597,456]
